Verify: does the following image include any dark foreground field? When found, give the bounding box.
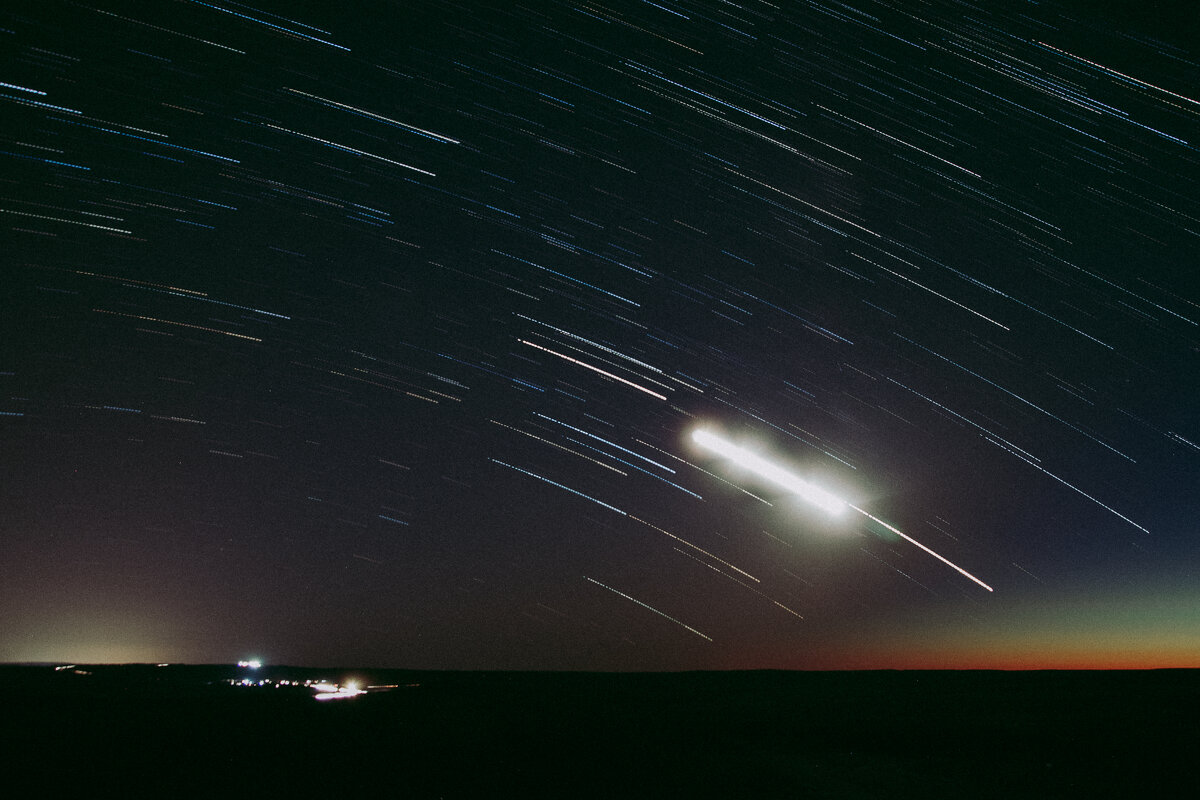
[2,665,1194,797]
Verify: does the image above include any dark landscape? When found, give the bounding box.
[5,664,1195,797]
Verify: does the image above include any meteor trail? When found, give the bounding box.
[691,429,846,515]
[692,428,992,591]
[852,506,993,592]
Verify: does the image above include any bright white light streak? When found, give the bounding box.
[693,428,993,591]
[851,506,993,592]
[585,576,712,642]
[691,429,846,515]
[520,340,668,400]
[314,685,365,701]
[636,439,773,505]
[516,313,666,374]
[537,335,674,392]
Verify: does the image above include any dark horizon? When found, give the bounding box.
[7,661,1200,672]
[8,664,1195,797]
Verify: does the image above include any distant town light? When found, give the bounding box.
[314,684,366,701]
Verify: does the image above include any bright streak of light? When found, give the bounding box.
[314,685,365,701]
[851,505,994,592]
[520,340,668,400]
[691,429,847,515]
[516,313,666,374]
[585,576,712,642]
[237,659,262,669]
[636,439,773,505]
[692,428,993,591]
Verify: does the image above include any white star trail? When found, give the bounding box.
[585,576,712,642]
[520,340,669,401]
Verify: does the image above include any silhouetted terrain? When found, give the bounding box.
[3,665,1195,797]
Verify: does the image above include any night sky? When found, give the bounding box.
[3,0,1197,670]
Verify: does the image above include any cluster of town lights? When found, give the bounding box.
[230,658,376,700]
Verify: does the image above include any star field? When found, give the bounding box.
[2,0,1198,669]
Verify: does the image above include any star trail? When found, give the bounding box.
[2,0,1197,670]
